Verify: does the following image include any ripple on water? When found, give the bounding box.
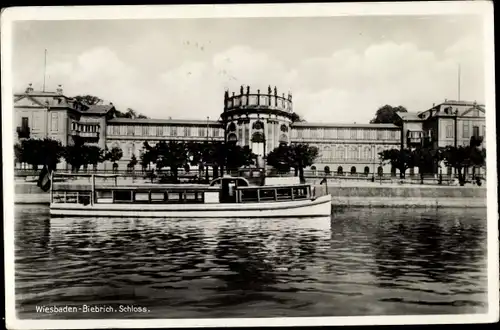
[14,206,488,318]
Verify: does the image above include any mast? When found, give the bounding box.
[458,63,461,101]
[43,49,47,92]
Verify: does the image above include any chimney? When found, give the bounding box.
[25,83,34,93]
[56,84,63,94]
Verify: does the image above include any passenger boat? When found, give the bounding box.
[49,173,332,218]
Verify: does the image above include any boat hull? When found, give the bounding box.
[50,194,332,218]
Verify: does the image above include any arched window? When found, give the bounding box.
[377,166,384,177]
[324,166,331,175]
[252,120,264,130]
[280,124,288,132]
[311,165,316,171]
[364,166,370,175]
[337,166,343,175]
[228,122,236,132]
[227,133,238,143]
[350,166,356,175]
[251,132,265,143]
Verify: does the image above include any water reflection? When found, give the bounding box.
[14,206,488,318]
[372,210,486,284]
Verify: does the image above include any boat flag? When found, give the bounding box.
[37,165,52,192]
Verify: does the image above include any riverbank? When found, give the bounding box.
[14,181,487,208]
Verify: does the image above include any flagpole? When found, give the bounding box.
[458,63,461,101]
[43,49,47,92]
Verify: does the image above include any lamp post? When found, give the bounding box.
[379,160,382,185]
[438,164,443,185]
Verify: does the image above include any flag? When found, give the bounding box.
[37,165,51,192]
[320,177,327,185]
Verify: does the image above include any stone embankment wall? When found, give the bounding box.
[314,184,487,208]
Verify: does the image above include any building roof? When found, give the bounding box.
[397,112,422,121]
[108,118,222,125]
[418,100,485,119]
[80,104,115,115]
[293,122,399,129]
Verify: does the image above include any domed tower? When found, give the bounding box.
[221,85,294,168]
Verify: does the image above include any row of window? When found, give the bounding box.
[319,145,387,161]
[226,95,292,111]
[71,122,100,133]
[311,165,381,175]
[446,123,484,138]
[291,128,399,140]
[107,125,223,138]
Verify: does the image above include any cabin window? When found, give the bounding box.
[292,187,308,199]
[114,191,133,202]
[183,191,204,203]
[151,192,166,201]
[96,190,112,203]
[276,188,292,200]
[240,189,258,202]
[259,189,276,201]
[78,193,91,205]
[167,192,181,202]
[135,192,150,202]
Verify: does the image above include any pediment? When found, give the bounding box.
[14,95,46,108]
[461,107,485,117]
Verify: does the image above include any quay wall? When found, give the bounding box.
[14,182,487,208]
[313,184,486,208]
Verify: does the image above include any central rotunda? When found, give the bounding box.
[221,85,295,167]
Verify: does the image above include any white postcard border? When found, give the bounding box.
[2,2,498,329]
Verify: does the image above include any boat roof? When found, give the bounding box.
[54,173,120,178]
[53,183,218,191]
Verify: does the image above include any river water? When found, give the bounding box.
[14,205,488,319]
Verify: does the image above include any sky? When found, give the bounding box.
[11,15,486,124]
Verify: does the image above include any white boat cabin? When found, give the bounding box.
[51,175,313,206]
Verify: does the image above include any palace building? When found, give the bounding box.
[13,83,486,176]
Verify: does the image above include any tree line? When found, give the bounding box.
[14,136,320,183]
[379,136,486,186]
[135,141,318,183]
[14,137,124,173]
